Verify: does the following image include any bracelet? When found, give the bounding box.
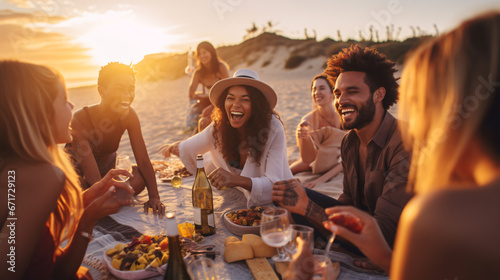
[80,230,95,240]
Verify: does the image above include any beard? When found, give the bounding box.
[339,96,376,130]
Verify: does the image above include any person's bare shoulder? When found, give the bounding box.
[301,111,314,123]
[123,106,140,128]
[394,184,500,279]
[16,161,66,200]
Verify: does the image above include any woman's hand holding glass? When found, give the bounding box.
[296,121,312,139]
[113,156,144,205]
[82,168,134,207]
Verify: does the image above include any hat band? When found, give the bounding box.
[236,75,256,79]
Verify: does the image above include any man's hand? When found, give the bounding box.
[144,198,165,217]
[272,179,309,216]
[323,206,392,273]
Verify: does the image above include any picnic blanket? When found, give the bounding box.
[82,176,387,280]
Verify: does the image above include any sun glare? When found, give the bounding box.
[79,18,175,66]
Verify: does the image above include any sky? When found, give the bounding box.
[1,0,499,87]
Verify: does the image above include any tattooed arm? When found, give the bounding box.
[272,179,328,225]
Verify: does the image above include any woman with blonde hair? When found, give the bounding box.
[0,61,133,279]
[311,11,500,280]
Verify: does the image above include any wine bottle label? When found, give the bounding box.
[208,213,215,227]
[193,207,201,225]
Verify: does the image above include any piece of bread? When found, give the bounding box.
[242,234,276,258]
[224,241,254,263]
[224,236,240,247]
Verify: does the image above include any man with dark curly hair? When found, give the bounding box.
[272,45,412,252]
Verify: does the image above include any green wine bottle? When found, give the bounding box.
[164,212,190,280]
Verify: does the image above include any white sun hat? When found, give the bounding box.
[209,69,278,109]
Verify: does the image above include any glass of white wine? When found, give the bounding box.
[260,208,291,262]
[113,155,141,205]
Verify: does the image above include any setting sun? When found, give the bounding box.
[78,17,177,66]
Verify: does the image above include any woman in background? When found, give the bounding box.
[289,74,344,189]
[320,11,500,280]
[162,69,293,207]
[0,61,134,279]
[185,41,229,132]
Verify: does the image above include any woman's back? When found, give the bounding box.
[0,158,64,277]
[392,180,500,279]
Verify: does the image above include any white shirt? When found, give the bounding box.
[179,115,294,207]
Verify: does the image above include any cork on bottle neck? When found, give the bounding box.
[196,154,204,169]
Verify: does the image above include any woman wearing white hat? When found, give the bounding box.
[160,69,293,207]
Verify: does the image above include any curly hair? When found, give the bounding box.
[324,45,399,110]
[211,85,279,165]
[97,62,136,88]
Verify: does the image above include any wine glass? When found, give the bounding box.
[113,155,142,205]
[260,208,291,262]
[312,254,333,280]
[287,224,314,256]
[187,257,216,280]
[114,155,133,182]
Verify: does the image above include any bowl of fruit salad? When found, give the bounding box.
[223,206,266,236]
[103,234,189,279]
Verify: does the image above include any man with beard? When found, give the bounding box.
[272,45,412,251]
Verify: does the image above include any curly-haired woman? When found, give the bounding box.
[161,69,293,207]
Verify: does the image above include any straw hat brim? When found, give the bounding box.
[209,77,277,109]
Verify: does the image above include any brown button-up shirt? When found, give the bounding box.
[338,112,413,247]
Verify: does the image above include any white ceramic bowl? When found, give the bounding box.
[223,209,261,236]
[103,244,190,279]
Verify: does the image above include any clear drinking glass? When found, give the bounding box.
[113,155,141,205]
[260,208,291,262]
[312,254,333,280]
[187,257,216,280]
[287,224,314,256]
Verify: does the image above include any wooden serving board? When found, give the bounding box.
[274,261,289,278]
[246,258,279,280]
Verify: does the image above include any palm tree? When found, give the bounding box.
[244,22,258,40]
